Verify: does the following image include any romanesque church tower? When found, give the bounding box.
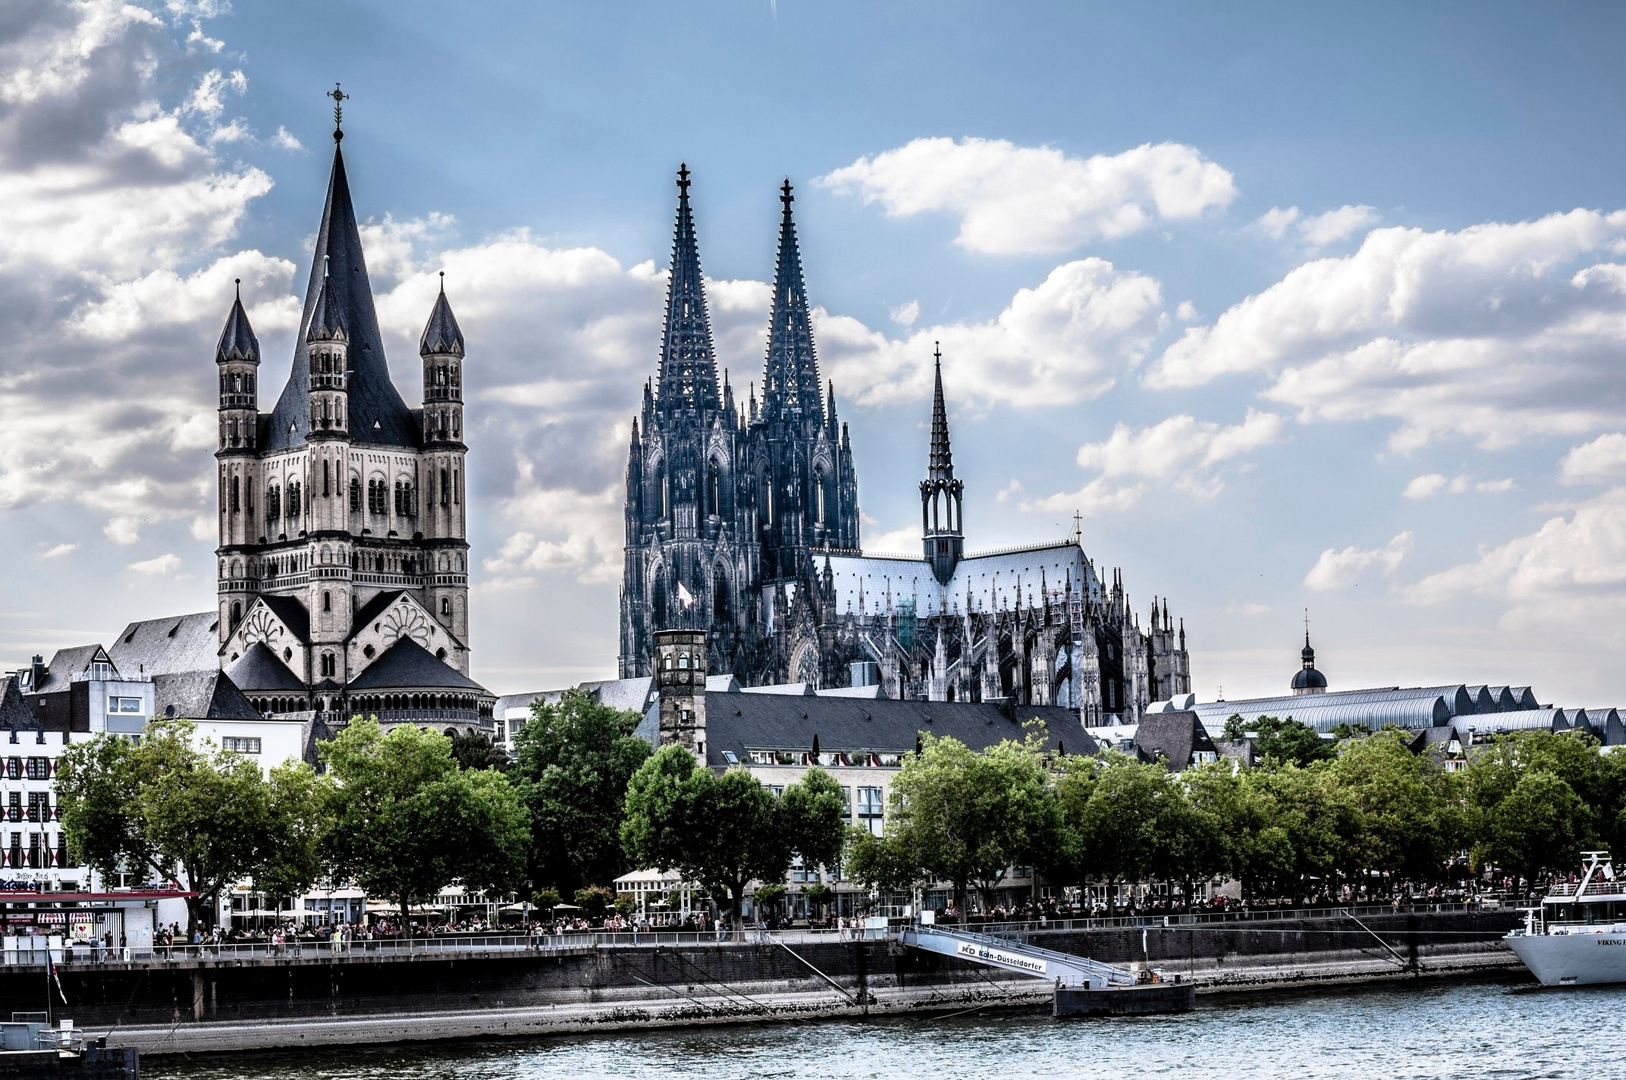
[211,110,489,732]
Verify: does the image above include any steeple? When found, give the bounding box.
[928,344,954,482]
[420,271,465,356]
[265,129,418,452]
[216,278,260,453]
[655,164,721,415]
[762,178,822,429]
[420,271,465,449]
[216,280,259,363]
[920,343,965,585]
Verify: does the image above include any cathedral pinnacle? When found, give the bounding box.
[928,343,953,481]
[655,163,720,414]
[329,83,348,142]
[763,177,822,428]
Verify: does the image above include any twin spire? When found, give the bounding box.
[762,178,823,428]
[654,164,721,414]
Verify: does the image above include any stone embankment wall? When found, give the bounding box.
[0,909,1522,1054]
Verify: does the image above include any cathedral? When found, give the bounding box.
[210,111,493,733]
[620,170,1191,724]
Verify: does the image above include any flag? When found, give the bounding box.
[676,582,695,610]
[45,949,66,1005]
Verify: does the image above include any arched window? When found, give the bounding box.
[440,597,450,617]
[230,601,241,628]
[323,460,331,497]
[678,653,690,670]
[265,485,280,521]
[322,591,332,613]
[288,480,302,518]
[440,469,450,507]
[815,469,826,524]
[349,477,361,511]
[230,475,240,513]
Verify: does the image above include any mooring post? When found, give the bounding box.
[191,971,204,1021]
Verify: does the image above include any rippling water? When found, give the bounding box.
[148,977,1617,1080]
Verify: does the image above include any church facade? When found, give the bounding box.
[211,118,492,734]
[620,170,1190,724]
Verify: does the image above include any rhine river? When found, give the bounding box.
[148,977,1615,1080]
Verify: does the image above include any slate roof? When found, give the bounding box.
[255,594,311,644]
[225,642,306,692]
[0,675,40,730]
[153,671,261,722]
[109,612,219,677]
[347,638,487,693]
[216,288,259,362]
[264,142,419,452]
[1133,711,1218,771]
[702,694,1094,769]
[31,645,106,693]
[824,541,1106,620]
[419,281,464,356]
[348,590,406,638]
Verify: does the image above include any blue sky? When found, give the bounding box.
[6,1,1626,706]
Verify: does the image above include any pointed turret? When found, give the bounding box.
[266,133,418,451]
[216,279,260,453]
[420,272,465,356]
[420,271,465,448]
[655,164,721,415]
[762,179,823,429]
[305,268,350,440]
[920,343,965,584]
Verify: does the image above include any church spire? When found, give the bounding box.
[928,342,954,481]
[655,164,721,415]
[265,118,416,452]
[762,178,822,428]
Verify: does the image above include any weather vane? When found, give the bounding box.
[329,83,349,140]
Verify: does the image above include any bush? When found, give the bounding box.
[614,896,636,918]
[574,884,614,920]
[533,887,562,912]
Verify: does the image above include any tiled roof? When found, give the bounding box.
[346,638,487,693]
[109,612,219,677]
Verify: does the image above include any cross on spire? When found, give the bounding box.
[677,162,691,195]
[780,177,794,210]
[329,84,348,141]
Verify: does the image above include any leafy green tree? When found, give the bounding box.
[56,720,320,932]
[320,720,528,928]
[1220,714,1335,767]
[574,884,614,920]
[450,731,509,771]
[513,689,652,895]
[877,733,1059,914]
[1329,731,1459,885]
[621,747,844,925]
[1244,763,1346,902]
[752,882,787,923]
[844,825,925,899]
[1072,752,1165,910]
[256,761,330,905]
[1483,771,1589,885]
[804,882,834,922]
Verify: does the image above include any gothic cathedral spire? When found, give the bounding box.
[921,344,964,585]
[655,165,721,415]
[762,179,822,430]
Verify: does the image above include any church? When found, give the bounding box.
[619,170,1191,724]
[208,107,493,734]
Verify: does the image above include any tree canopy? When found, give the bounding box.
[320,720,528,927]
[512,689,652,894]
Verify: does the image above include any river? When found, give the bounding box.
[147,976,1616,1080]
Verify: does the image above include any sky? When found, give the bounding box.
[5,0,1626,705]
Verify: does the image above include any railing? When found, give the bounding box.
[965,900,1490,936]
[1545,882,1626,899]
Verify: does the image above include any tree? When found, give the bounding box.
[513,689,652,895]
[1222,714,1334,767]
[1483,771,1589,886]
[877,733,1058,915]
[621,747,843,925]
[450,731,509,772]
[256,761,329,905]
[1329,731,1459,886]
[320,720,528,928]
[1072,752,1165,911]
[56,720,320,933]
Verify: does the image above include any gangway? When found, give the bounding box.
[897,926,1134,989]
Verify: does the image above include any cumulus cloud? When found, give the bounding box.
[1025,408,1284,514]
[1304,531,1413,591]
[1150,210,1626,451]
[817,137,1236,255]
[127,552,181,576]
[820,257,1166,409]
[889,300,919,326]
[40,543,76,559]
[1560,432,1626,484]
[1409,487,1626,627]
[1256,204,1380,248]
[1404,473,1516,498]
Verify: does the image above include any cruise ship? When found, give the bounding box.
[1505,852,1626,986]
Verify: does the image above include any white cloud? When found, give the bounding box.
[890,300,919,326]
[1409,487,1626,627]
[1026,408,1284,514]
[1561,432,1626,484]
[270,125,303,152]
[1150,210,1626,451]
[821,257,1167,409]
[1304,531,1413,592]
[1175,300,1198,322]
[40,543,76,559]
[995,478,1022,502]
[103,517,141,545]
[127,552,181,576]
[1404,473,1515,499]
[1225,602,1271,617]
[1255,205,1380,248]
[861,525,921,557]
[817,137,1236,255]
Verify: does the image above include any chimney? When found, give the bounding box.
[29,655,45,692]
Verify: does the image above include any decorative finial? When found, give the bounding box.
[329,83,349,141]
[438,269,445,294]
[677,163,691,195]
[934,340,942,364]
[1304,607,1311,645]
[234,277,241,299]
[780,178,793,210]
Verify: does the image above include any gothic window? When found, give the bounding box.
[440,469,450,507]
[230,601,241,629]
[349,477,361,511]
[265,485,280,521]
[323,460,331,498]
[320,653,335,677]
[322,591,332,613]
[453,469,460,505]
[288,481,302,518]
[368,479,386,516]
[706,464,719,518]
[815,470,826,525]
[440,597,450,617]
[230,476,240,513]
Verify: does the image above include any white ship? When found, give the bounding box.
[1505,851,1626,986]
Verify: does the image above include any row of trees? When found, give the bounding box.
[841,724,1626,912]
